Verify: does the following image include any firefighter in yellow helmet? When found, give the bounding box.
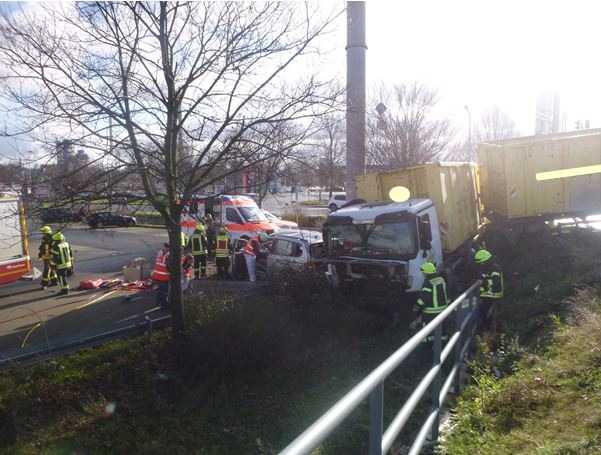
[414,261,449,343]
[474,249,504,332]
[51,232,73,295]
[38,225,57,289]
[187,222,208,279]
[215,226,231,279]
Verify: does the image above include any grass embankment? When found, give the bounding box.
[0,289,426,454]
[442,228,601,454]
[5,227,597,454]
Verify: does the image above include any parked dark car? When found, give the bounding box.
[39,207,82,224]
[88,212,137,228]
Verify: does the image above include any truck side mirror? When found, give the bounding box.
[419,219,432,251]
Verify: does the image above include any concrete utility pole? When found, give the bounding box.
[345,1,366,200]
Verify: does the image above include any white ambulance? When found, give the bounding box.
[181,194,279,240]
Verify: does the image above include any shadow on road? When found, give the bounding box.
[0,286,41,300]
[0,287,110,313]
[0,290,158,363]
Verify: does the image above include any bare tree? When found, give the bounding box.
[476,105,518,142]
[0,2,340,341]
[240,122,306,207]
[317,113,345,198]
[447,106,518,161]
[367,82,452,170]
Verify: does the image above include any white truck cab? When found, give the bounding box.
[323,199,443,293]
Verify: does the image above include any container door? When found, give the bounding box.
[0,200,23,261]
[565,136,601,213]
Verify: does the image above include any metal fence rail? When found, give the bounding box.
[0,314,171,368]
[280,280,482,455]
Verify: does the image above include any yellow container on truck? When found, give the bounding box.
[356,162,480,253]
[478,129,601,220]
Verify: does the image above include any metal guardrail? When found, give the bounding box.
[0,314,171,368]
[280,280,482,455]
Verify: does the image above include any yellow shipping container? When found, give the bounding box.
[478,129,601,220]
[356,163,480,253]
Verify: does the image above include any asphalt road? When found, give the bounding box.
[0,226,168,362]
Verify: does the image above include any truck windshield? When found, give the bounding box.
[238,206,267,222]
[326,221,417,259]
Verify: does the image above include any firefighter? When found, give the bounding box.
[242,234,260,282]
[242,232,269,282]
[204,213,215,257]
[474,249,504,332]
[181,242,194,293]
[215,226,231,279]
[188,222,208,279]
[38,225,57,289]
[414,262,449,342]
[51,232,73,296]
[151,243,170,309]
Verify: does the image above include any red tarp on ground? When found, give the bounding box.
[120,280,153,291]
[78,278,153,291]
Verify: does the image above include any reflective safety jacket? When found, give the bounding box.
[480,269,504,299]
[243,237,260,256]
[417,274,448,315]
[215,234,230,258]
[151,248,170,282]
[38,236,53,261]
[51,241,73,270]
[189,231,208,255]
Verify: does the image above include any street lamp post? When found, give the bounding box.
[464,105,472,160]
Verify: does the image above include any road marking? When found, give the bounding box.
[76,290,119,309]
[21,322,42,348]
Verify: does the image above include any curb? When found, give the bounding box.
[136,224,165,229]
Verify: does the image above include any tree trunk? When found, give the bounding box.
[328,161,334,199]
[167,220,185,341]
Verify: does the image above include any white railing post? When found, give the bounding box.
[369,382,384,455]
[429,324,442,442]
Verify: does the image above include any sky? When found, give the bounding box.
[359,0,601,135]
[2,0,601,159]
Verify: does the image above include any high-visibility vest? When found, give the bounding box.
[215,234,230,258]
[52,241,72,270]
[151,249,170,282]
[480,271,504,299]
[243,237,259,256]
[190,231,208,255]
[417,275,448,314]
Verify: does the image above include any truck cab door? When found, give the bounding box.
[418,208,443,267]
